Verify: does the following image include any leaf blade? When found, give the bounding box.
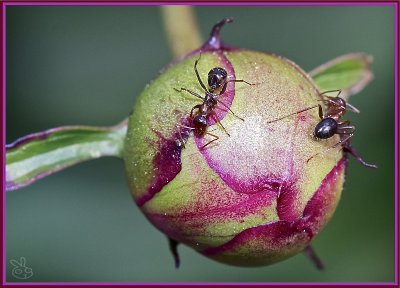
[309,53,374,100]
[6,121,127,191]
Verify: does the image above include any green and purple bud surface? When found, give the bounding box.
[123,19,374,267]
[6,17,376,269]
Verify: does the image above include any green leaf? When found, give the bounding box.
[309,53,373,100]
[6,121,127,191]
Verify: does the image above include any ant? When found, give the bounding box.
[174,54,253,149]
[267,90,377,168]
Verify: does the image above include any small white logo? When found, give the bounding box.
[10,257,33,280]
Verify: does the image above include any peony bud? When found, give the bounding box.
[124,19,349,268]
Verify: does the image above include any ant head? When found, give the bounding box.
[330,97,346,110]
[322,95,347,111]
[322,95,348,119]
[314,117,338,139]
[208,67,227,91]
[205,92,219,105]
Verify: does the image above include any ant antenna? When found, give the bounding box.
[346,102,360,114]
[194,53,208,92]
[320,89,342,97]
[267,89,361,124]
[217,99,245,121]
[266,105,319,123]
[306,134,353,163]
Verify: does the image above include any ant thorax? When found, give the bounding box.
[204,92,219,106]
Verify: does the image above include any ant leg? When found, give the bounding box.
[303,245,324,270]
[336,125,355,136]
[336,121,355,138]
[200,132,219,150]
[266,105,319,124]
[216,98,244,121]
[332,133,353,148]
[227,79,254,86]
[168,237,180,269]
[211,112,230,137]
[176,129,186,149]
[194,54,208,92]
[175,124,194,148]
[338,120,351,126]
[307,134,354,163]
[176,123,195,130]
[220,79,254,95]
[342,142,378,168]
[320,89,342,98]
[190,104,202,117]
[174,87,204,101]
[318,104,324,119]
[216,81,245,121]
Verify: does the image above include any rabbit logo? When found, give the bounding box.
[10,257,33,280]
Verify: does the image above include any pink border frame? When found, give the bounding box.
[1,1,398,287]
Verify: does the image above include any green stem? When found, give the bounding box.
[160,6,202,58]
[6,120,127,191]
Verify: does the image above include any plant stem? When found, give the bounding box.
[160,6,202,58]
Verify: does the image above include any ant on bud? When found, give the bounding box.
[267,89,377,168]
[175,54,253,149]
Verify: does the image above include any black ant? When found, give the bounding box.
[174,55,253,149]
[267,90,377,168]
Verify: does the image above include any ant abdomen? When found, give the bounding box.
[193,115,208,133]
[314,118,338,139]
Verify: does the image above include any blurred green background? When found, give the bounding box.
[6,5,394,282]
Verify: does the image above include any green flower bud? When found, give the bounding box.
[124,19,351,268]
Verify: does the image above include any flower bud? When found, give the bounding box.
[124,21,345,267]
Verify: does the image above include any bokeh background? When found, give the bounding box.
[6,5,395,283]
